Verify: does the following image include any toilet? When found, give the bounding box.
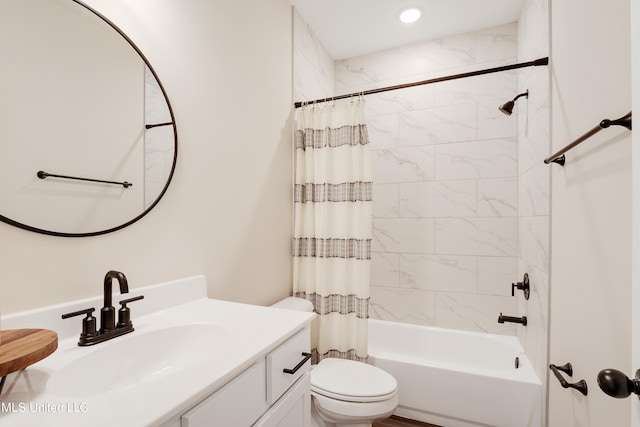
[271,297,399,427]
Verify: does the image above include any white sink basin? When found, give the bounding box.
[0,276,316,427]
[47,323,230,397]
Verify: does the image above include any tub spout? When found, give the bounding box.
[498,313,527,326]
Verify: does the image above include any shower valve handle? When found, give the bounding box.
[511,273,530,300]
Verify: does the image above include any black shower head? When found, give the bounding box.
[498,90,529,116]
[498,100,515,115]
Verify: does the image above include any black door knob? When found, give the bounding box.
[597,369,640,399]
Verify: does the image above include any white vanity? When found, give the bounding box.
[0,275,315,427]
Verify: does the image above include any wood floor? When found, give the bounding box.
[373,415,441,427]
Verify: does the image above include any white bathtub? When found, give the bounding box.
[368,319,541,427]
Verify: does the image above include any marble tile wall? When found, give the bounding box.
[293,12,549,341]
[294,6,550,418]
[292,9,335,102]
[516,0,550,417]
[331,23,522,335]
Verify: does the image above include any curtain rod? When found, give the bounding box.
[294,57,549,108]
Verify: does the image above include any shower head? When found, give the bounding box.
[498,100,516,115]
[498,90,529,116]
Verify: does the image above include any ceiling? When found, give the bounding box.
[289,0,523,60]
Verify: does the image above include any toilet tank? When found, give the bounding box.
[271,296,314,312]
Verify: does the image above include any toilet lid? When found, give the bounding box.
[311,358,397,403]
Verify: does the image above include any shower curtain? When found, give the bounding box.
[293,100,372,364]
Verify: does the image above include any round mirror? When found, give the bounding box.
[0,0,177,237]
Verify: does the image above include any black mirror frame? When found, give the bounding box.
[0,0,178,237]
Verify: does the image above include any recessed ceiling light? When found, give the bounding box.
[399,8,421,24]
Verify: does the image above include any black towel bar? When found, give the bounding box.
[550,363,588,395]
[544,111,632,166]
[145,121,173,130]
[37,170,132,188]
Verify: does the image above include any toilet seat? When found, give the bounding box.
[311,358,398,403]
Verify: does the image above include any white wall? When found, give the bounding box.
[0,0,294,315]
[633,0,640,424]
[548,0,631,424]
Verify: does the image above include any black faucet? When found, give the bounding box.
[101,270,129,333]
[498,313,527,326]
[62,270,144,346]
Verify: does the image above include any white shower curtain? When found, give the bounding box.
[293,100,372,363]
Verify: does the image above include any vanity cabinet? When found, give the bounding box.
[253,373,310,427]
[0,276,315,427]
[181,327,311,427]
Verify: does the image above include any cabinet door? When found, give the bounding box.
[266,328,311,404]
[181,360,267,427]
[253,373,310,427]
